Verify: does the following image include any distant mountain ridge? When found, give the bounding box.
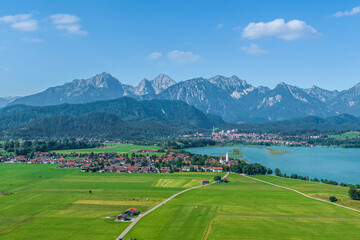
[219,114,360,134]
[0,97,19,108]
[7,72,360,122]
[0,97,224,129]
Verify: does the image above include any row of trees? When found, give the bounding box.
[274,168,360,201]
[2,140,101,156]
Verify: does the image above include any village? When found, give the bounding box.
[0,150,239,174]
[182,128,308,146]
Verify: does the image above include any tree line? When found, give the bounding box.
[2,140,101,156]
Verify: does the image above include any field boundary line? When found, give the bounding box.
[202,219,213,240]
[116,172,229,240]
[241,174,360,214]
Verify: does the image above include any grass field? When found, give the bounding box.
[266,147,293,155]
[125,174,360,239]
[0,164,219,240]
[50,143,162,155]
[1,164,360,239]
[329,131,360,139]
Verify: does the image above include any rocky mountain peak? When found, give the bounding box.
[135,78,155,95]
[86,72,121,88]
[151,74,176,94]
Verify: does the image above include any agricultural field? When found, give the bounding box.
[1,164,360,240]
[125,174,360,239]
[0,164,218,240]
[329,131,360,139]
[50,143,162,155]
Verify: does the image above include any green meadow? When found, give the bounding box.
[50,143,162,155]
[0,164,218,240]
[1,164,360,240]
[329,131,360,139]
[125,174,360,239]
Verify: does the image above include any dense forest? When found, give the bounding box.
[0,97,223,129]
[1,113,200,140]
[2,139,101,156]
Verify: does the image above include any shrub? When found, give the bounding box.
[329,196,337,202]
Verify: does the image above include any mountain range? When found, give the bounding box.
[6,72,360,122]
[0,97,223,139]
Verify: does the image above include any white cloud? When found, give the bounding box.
[333,6,360,17]
[167,50,202,64]
[22,37,44,43]
[0,13,38,31]
[50,14,87,35]
[216,23,224,29]
[241,43,268,55]
[147,51,162,60]
[242,18,320,40]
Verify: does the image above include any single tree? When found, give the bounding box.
[214,176,222,182]
[274,168,282,177]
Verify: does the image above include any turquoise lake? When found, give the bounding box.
[186,145,360,184]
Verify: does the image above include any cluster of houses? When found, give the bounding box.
[183,130,307,146]
[0,151,236,174]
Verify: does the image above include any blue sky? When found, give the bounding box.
[0,0,360,96]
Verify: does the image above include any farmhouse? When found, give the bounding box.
[115,213,130,222]
[124,207,140,216]
[212,167,223,172]
[202,180,209,185]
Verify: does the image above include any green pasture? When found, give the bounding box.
[126,174,360,239]
[50,143,163,155]
[0,164,218,240]
[2,163,360,240]
[329,131,360,139]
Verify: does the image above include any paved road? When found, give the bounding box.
[116,172,229,240]
[242,174,360,213]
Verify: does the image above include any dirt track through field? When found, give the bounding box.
[242,174,360,213]
[116,172,229,240]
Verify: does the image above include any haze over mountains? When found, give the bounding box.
[6,72,360,122]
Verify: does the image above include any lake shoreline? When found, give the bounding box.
[186,144,360,185]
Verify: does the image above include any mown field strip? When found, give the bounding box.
[243,174,360,213]
[117,172,229,239]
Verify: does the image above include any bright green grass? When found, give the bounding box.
[0,164,218,240]
[266,147,293,155]
[50,143,163,155]
[253,175,360,210]
[126,174,360,239]
[329,131,360,139]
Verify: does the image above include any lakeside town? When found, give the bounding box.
[0,150,236,174]
[181,128,360,147]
